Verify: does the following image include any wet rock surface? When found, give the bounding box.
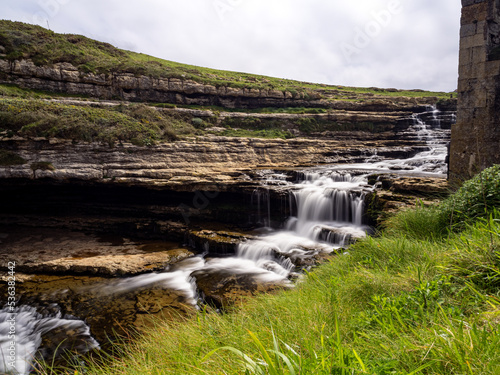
[188,229,255,256]
[1,274,195,343]
[388,176,449,195]
[0,227,194,276]
[0,136,427,189]
[365,175,449,226]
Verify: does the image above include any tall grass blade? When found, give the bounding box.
[201,346,264,375]
[351,348,366,373]
[247,330,279,375]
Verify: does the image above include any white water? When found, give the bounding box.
[330,106,451,176]
[236,171,371,277]
[230,107,452,277]
[91,256,206,306]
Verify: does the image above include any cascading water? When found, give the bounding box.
[329,106,453,176]
[397,107,451,174]
[229,107,453,276]
[251,188,271,227]
[237,171,371,274]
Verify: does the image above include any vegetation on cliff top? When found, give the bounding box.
[0,86,300,143]
[45,166,500,374]
[0,95,198,145]
[0,20,454,100]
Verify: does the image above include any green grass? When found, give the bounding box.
[0,20,454,101]
[0,97,199,144]
[216,128,294,139]
[0,84,396,143]
[0,94,304,142]
[37,166,500,375]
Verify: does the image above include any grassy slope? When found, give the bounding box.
[0,84,305,143]
[47,167,500,375]
[0,86,198,145]
[0,20,454,100]
[0,83,389,144]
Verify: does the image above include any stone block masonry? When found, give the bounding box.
[450,0,500,181]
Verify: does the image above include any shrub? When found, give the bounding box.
[191,117,205,129]
[30,161,55,171]
[0,150,26,166]
[440,165,500,229]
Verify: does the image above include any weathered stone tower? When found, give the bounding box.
[450,0,500,181]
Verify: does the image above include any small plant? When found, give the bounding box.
[30,161,55,171]
[191,117,205,129]
[202,329,300,375]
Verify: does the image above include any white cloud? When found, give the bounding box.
[1,0,460,91]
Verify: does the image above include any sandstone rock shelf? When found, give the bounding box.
[0,135,425,189]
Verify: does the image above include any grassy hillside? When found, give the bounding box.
[0,20,454,100]
[40,166,500,375]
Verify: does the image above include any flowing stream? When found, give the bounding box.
[0,106,453,374]
[330,106,452,176]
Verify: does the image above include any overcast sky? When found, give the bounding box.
[2,0,461,92]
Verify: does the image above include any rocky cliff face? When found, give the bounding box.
[0,58,444,110]
[0,133,425,190]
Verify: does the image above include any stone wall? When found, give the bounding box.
[450,0,500,180]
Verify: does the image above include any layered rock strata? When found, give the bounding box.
[0,135,423,189]
[1,59,444,110]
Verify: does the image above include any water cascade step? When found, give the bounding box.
[337,106,454,176]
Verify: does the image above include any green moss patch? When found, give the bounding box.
[0,98,197,144]
[0,149,26,165]
[30,161,55,171]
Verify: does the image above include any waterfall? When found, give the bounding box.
[235,171,370,276]
[326,106,453,177]
[233,105,453,274]
[251,188,271,227]
[399,106,451,174]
